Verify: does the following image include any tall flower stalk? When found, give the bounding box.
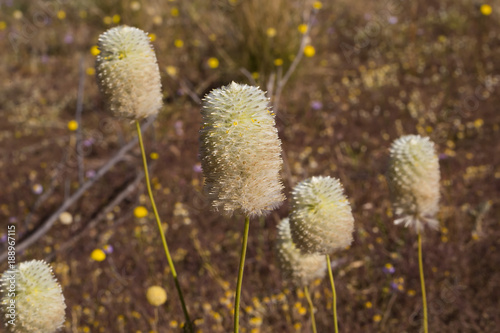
[135,121,192,330]
[388,134,441,333]
[200,82,285,332]
[95,25,192,331]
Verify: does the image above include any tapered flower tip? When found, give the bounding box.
[290,176,354,254]
[95,25,162,120]
[199,82,285,217]
[1,260,66,333]
[388,135,440,233]
[276,218,326,287]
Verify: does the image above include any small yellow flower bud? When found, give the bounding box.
[146,286,167,306]
[95,26,163,120]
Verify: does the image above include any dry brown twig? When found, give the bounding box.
[0,117,155,263]
[45,171,145,262]
[270,8,315,115]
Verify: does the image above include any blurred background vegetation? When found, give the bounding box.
[1,0,499,332]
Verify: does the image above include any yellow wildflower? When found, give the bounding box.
[90,45,100,56]
[174,39,184,48]
[313,1,323,9]
[91,249,106,262]
[304,45,315,57]
[67,120,78,131]
[166,66,178,77]
[207,57,219,69]
[266,27,277,38]
[134,206,148,218]
[480,4,492,16]
[146,286,167,306]
[57,10,66,20]
[298,24,308,34]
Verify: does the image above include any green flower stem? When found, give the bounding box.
[304,285,317,333]
[234,216,250,333]
[136,121,192,332]
[326,254,339,333]
[418,232,428,333]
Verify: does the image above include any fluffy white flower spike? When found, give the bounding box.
[1,260,66,333]
[388,135,440,233]
[290,176,354,254]
[276,218,326,287]
[96,25,162,120]
[199,82,285,217]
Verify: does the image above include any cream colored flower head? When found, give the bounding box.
[290,176,354,254]
[96,25,162,120]
[1,260,66,333]
[276,218,326,287]
[199,82,285,217]
[388,135,440,233]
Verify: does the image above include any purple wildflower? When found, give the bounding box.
[175,120,184,136]
[310,101,323,110]
[103,245,114,254]
[32,184,43,194]
[193,163,202,173]
[388,16,398,24]
[383,263,395,274]
[63,33,74,44]
[86,170,96,179]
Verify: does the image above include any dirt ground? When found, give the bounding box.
[1,0,499,332]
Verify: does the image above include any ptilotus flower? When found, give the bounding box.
[95,25,162,120]
[276,218,326,287]
[1,260,66,333]
[388,135,440,232]
[199,82,285,217]
[290,176,354,254]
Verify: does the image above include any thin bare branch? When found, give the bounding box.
[75,56,86,185]
[46,171,144,262]
[0,117,155,263]
[272,9,315,114]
